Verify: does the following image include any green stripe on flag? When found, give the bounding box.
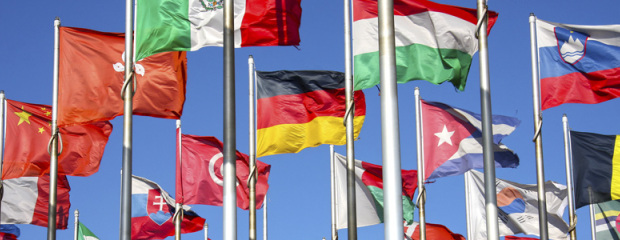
[367,186,415,224]
[354,43,472,91]
[136,0,191,60]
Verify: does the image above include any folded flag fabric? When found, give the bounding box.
[77,222,100,240]
[536,19,620,110]
[466,170,569,240]
[2,99,112,179]
[132,175,205,240]
[352,0,498,90]
[570,130,620,208]
[176,133,271,210]
[422,100,520,179]
[593,200,620,239]
[135,0,302,60]
[1,175,71,229]
[256,70,366,157]
[0,225,20,240]
[58,26,187,126]
[334,153,417,229]
[504,236,539,240]
[403,221,465,240]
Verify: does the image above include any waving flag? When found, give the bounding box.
[58,26,187,126]
[536,19,620,110]
[176,133,271,210]
[422,100,520,179]
[0,225,19,240]
[131,175,205,240]
[334,153,417,229]
[135,0,302,60]
[77,222,100,240]
[593,200,620,239]
[2,99,112,179]
[404,221,465,240]
[466,170,569,240]
[256,70,366,157]
[352,0,498,90]
[1,175,71,229]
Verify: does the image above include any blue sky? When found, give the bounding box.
[2,0,620,239]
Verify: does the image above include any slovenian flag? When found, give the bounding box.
[421,100,520,180]
[536,19,620,110]
[135,0,302,60]
[352,0,498,91]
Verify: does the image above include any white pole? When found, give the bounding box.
[330,145,338,240]
[74,209,79,240]
[590,204,597,240]
[204,223,209,240]
[464,172,473,240]
[249,55,257,240]
[48,17,61,240]
[223,0,237,237]
[414,87,425,240]
[529,13,549,240]
[263,191,268,240]
[562,115,577,240]
[343,0,357,237]
[175,120,182,240]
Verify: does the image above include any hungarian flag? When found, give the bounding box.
[132,175,205,240]
[1,175,71,229]
[58,26,187,126]
[176,133,271,210]
[256,70,366,157]
[135,0,302,60]
[3,99,112,179]
[0,225,19,240]
[404,221,465,240]
[352,0,498,90]
[334,153,417,229]
[422,100,520,180]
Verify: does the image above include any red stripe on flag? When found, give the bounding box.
[541,67,620,110]
[240,0,302,47]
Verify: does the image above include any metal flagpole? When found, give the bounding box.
[120,0,135,238]
[74,209,79,240]
[204,223,209,240]
[414,87,425,240]
[175,120,182,240]
[561,115,577,240]
[223,0,237,238]
[344,0,357,237]
[48,17,61,240]
[248,55,257,240]
[529,13,549,240]
[263,191,268,240]
[0,90,5,222]
[476,1,499,240]
[378,0,404,238]
[464,172,473,240]
[589,204,597,240]
[330,145,338,240]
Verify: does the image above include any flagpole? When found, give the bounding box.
[263,191,268,240]
[175,120,182,240]
[248,55,257,240]
[74,209,79,240]
[475,1,500,240]
[120,0,135,238]
[344,0,357,237]
[330,145,338,240]
[561,115,577,240]
[204,223,209,240]
[529,13,549,240]
[378,0,404,238]
[48,16,61,240]
[223,0,237,238]
[0,90,5,221]
[464,172,472,240]
[589,204,597,240]
[414,87,426,240]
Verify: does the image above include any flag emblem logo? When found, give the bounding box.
[555,27,588,64]
[497,187,526,214]
[200,0,223,11]
[146,189,172,225]
[207,152,239,186]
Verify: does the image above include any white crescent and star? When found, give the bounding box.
[434,125,455,146]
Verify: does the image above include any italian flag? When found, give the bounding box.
[135,0,302,60]
[334,153,418,229]
[352,0,498,91]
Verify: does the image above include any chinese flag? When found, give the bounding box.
[58,26,187,127]
[2,99,112,179]
[176,132,271,210]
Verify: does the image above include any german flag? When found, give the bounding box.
[256,70,366,157]
[571,130,620,209]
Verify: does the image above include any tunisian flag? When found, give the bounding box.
[58,26,187,127]
[3,99,112,179]
[176,132,271,210]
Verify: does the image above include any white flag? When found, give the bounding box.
[465,170,569,240]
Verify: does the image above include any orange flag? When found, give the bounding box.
[58,26,187,126]
[2,99,113,179]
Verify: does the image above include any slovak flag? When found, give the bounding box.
[421,100,520,179]
[131,175,205,240]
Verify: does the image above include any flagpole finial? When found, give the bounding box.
[414,87,419,96]
[176,119,181,128]
[562,114,568,122]
[248,55,254,64]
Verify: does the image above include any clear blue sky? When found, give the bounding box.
[2,0,619,239]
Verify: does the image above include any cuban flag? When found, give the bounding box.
[536,18,620,110]
[131,175,205,240]
[421,100,520,180]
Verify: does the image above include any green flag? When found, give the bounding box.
[77,222,100,240]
